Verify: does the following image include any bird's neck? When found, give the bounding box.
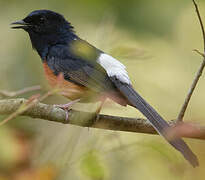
[28,30,77,59]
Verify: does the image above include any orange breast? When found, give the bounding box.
[43,62,87,100]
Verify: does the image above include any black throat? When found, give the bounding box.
[27,26,77,60]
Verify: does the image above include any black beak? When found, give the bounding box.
[10,20,29,29]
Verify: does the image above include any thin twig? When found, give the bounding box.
[192,0,205,51]
[0,85,41,98]
[177,0,205,122]
[193,49,205,58]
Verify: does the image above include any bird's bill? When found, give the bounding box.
[10,20,29,29]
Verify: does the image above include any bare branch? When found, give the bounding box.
[166,122,205,140]
[193,49,205,58]
[0,98,204,140]
[177,0,205,122]
[0,85,41,98]
[192,0,205,51]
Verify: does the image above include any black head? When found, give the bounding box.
[11,10,74,34]
[11,10,77,58]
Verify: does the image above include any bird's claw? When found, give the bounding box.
[54,99,80,122]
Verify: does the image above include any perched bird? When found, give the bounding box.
[11,10,198,167]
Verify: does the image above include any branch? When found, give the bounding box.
[193,0,205,51]
[0,85,41,98]
[177,0,205,122]
[0,98,204,140]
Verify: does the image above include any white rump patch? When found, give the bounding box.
[97,53,131,84]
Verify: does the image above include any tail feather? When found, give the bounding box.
[112,80,199,167]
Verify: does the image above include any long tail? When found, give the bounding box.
[112,80,199,167]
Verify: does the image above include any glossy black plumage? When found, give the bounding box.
[11,9,199,167]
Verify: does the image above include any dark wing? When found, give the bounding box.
[46,42,116,93]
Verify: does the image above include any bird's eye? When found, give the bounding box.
[39,17,45,24]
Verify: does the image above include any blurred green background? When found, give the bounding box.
[0,0,205,179]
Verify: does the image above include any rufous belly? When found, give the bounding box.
[43,62,87,100]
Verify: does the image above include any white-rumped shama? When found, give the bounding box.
[11,10,198,167]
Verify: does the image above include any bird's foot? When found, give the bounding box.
[54,99,80,122]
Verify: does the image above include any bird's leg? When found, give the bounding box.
[54,99,80,121]
[86,100,105,132]
[96,99,106,114]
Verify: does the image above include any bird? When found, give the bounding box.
[11,9,198,167]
